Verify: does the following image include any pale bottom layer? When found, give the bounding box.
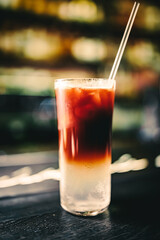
[60,159,111,216]
[61,203,108,216]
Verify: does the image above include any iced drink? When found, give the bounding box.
[55,78,115,216]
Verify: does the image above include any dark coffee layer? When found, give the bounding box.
[56,86,115,164]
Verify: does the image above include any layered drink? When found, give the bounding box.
[55,78,115,216]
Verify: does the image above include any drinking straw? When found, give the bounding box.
[109,2,140,80]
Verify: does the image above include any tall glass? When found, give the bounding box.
[55,78,115,216]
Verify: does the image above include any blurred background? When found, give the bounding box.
[0,0,159,164]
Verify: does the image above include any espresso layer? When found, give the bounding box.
[56,86,115,164]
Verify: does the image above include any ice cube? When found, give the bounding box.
[74,103,96,119]
[91,91,101,106]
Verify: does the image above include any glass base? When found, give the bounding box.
[61,203,108,217]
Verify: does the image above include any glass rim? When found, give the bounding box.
[54,78,116,89]
[55,77,115,82]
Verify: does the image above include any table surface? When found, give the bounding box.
[0,147,160,240]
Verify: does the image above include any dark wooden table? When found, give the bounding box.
[0,148,160,240]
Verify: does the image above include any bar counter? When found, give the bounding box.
[0,146,160,239]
